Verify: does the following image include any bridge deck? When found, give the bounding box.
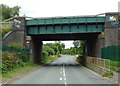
[25,16,106,35]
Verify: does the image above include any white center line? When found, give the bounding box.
[60,78,62,80]
[64,78,66,80]
[63,64,67,86]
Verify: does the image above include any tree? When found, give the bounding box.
[1,4,21,21]
[55,41,62,54]
[61,43,65,49]
[46,43,58,55]
[43,41,65,55]
[79,40,86,56]
[43,45,55,55]
[11,6,20,17]
[73,40,80,55]
[73,40,80,48]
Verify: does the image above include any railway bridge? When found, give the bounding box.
[3,12,120,63]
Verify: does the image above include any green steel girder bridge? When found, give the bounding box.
[8,12,119,63]
[26,16,106,35]
[24,16,107,63]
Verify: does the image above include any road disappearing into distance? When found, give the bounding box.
[11,55,113,85]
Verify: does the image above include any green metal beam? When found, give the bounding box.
[26,17,106,25]
[26,16,106,35]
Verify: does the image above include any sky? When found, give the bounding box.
[0,0,120,48]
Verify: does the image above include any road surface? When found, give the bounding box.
[11,55,114,85]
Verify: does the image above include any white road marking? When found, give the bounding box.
[4,81,8,84]
[63,72,65,77]
[82,66,102,77]
[65,82,67,86]
[60,78,62,80]
[64,78,66,80]
[63,64,67,86]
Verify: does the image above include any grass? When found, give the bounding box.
[105,60,110,69]
[2,62,39,83]
[110,61,120,67]
[42,55,61,63]
[102,71,113,78]
[2,27,12,38]
[109,61,120,73]
[110,67,120,73]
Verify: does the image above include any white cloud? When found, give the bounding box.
[1,0,120,17]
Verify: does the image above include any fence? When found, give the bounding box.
[2,46,29,57]
[86,56,110,69]
[102,46,120,61]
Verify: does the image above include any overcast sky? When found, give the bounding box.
[1,0,120,48]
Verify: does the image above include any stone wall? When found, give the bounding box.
[105,12,120,47]
[2,17,26,47]
[3,31,25,46]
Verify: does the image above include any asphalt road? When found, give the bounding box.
[11,55,114,85]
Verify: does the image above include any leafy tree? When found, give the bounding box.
[62,40,86,56]
[11,6,20,17]
[43,41,65,56]
[79,40,86,56]
[43,45,55,55]
[73,40,80,48]
[55,41,65,54]
[46,43,58,55]
[1,4,21,21]
[61,43,65,49]
[73,40,80,55]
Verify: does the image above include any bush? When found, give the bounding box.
[2,51,22,74]
[57,54,61,57]
[2,51,28,74]
[110,61,120,67]
[110,67,120,73]
[8,42,24,49]
[2,44,29,74]
[2,28,12,38]
[76,56,80,63]
[43,45,55,56]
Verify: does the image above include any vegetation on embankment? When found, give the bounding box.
[2,43,40,83]
[110,61,120,73]
[2,28,12,38]
[61,40,86,56]
[42,41,63,63]
[76,56,120,78]
[42,54,61,63]
[2,43,29,74]
[2,62,39,83]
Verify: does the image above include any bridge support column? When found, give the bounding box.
[3,17,27,47]
[86,33,105,57]
[94,33,105,57]
[86,39,96,57]
[105,13,120,47]
[30,36,43,64]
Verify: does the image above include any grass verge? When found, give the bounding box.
[102,71,113,78]
[2,62,40,84]
[42,55,61,63]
